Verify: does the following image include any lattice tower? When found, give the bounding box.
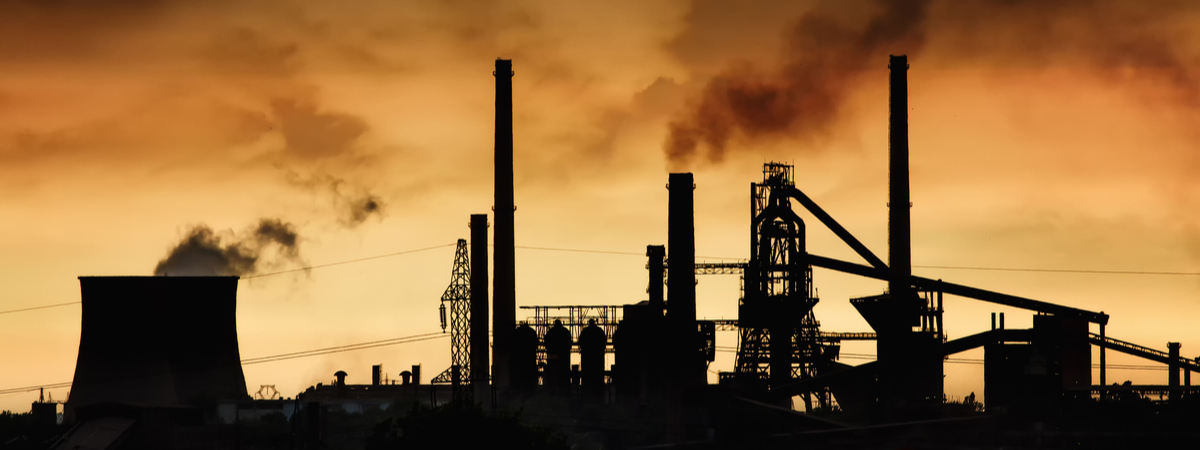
[432,239,472,401]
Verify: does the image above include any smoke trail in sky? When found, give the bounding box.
[154,218,304,276]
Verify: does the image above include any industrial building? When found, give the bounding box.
[41,56,1200,448]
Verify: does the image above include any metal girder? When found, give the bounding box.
[1089,333,1200,373]
[807,253,1110,325]
[780,187,888,272]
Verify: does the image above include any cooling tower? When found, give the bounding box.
[66,276,247,418]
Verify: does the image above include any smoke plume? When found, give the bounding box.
[665,0,932,165]
[154,218,304,276]
[664,0,1200,166]
[284,171,387,228]
[343,194,385,228]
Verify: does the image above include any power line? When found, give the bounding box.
[0,301,81,316]
[0,243,458,316]
[0,332,450,396]
[245,243,457,279]
[0,382,72,396]
[241,332,448,365]
[513,245,745,261]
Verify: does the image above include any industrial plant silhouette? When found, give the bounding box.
[17,56,1200,449]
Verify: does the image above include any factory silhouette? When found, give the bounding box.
[21,56,1200,449]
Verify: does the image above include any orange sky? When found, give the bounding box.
[3,0,1200,411]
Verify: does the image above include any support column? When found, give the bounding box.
[1099,323,1106,395]
[1168,342,1180,402]
[647,245,665,318]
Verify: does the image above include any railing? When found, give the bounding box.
[1089,333,1200,372]
[819,332,877,341]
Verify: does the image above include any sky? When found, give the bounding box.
[3,0,1200,412]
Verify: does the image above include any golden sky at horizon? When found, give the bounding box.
[3,0,1200,411]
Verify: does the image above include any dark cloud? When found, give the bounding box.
[0,0,167,62]
[271,98,369,160]
[153,218,304,276]
[0,99,273,164]
[202,27,301,77]
[664,0,1200,167]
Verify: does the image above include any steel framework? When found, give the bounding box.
[432,239,471,400]
[520,305,621,361]
[736,163,831,408]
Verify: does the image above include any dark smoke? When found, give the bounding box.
[343,194,385,228]
[664,0,1200,166]
[154,218,304,276]
[284,170,387,228]
[665,0,932,165]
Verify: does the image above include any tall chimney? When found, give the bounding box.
[667,173,701,387]
[470,214,490,404]
[888,55,911,301]
[493,58,516,392]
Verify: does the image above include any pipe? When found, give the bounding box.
[493,58,516,393]
[470,214,490,404]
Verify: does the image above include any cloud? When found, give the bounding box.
[270,98,369,160]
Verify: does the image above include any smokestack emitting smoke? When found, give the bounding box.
[153,218,303,276]
[493,58,516,393]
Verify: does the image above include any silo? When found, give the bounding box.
[66,276,246,420]
[544,320,572,393]
[579,319,607,393]
[512,324,540,393]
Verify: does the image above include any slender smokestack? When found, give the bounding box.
[647,245,665,317]
[888,55,911,301]
[493,58,516,393]
[470,214,490,404]
[667,173,701,386]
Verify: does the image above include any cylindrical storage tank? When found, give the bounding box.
[513,324,540,394]
[66,276,246,420]
[579,319,607,393]
[544,320,572,392]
